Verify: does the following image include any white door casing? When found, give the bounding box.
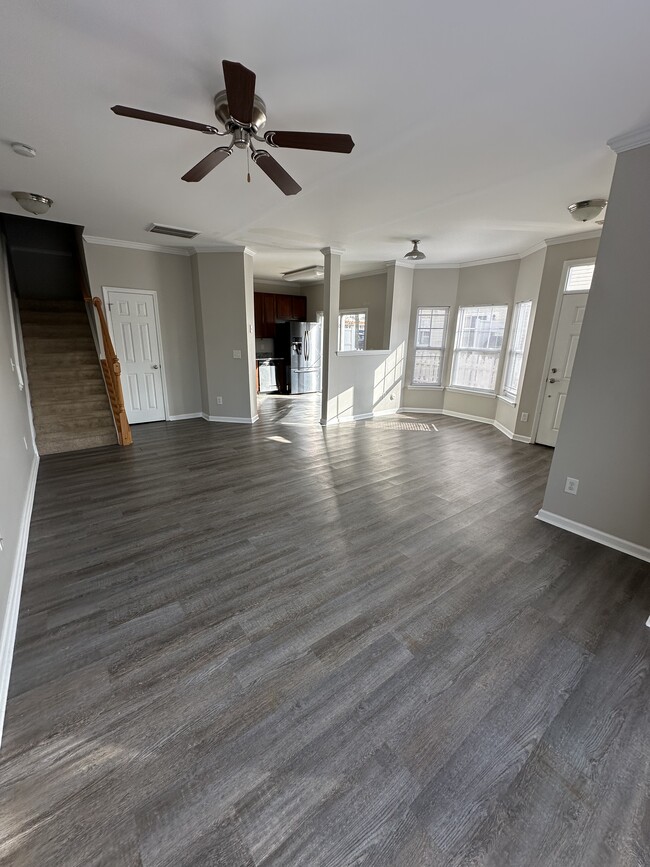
[536,291,588,447]
[104,288,166,424]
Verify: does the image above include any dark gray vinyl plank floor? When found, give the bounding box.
[1,394,648,866]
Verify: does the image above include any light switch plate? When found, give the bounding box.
[233,349,242,359]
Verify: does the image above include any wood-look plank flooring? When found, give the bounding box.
[1,394,649,866]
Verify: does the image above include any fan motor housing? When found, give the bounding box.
[213,89,267,132]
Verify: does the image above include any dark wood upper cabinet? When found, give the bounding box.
[254,292,308,338]
[291,295,307,321]
[274,294,294,322]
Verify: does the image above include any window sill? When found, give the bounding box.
[336,350,390,357]
[498,394,517,406]
[446,387,497,398]
[407,384,444,390]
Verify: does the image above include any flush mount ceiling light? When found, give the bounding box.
[12,191,53,215]
[568,199,607,222]
[11,142,37,158]
[404,239,425,261]
[282,265,324,282]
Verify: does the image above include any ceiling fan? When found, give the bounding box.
[111,60,355,196]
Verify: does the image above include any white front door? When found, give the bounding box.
[536,291,588,447]
[105,288,166,424]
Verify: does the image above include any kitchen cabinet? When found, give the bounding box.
[254,292,308,338]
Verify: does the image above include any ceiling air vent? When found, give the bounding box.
[146,223,199,240]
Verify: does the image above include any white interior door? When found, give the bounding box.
[105,289,166,424]
[536,291,588,447]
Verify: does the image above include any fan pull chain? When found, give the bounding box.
[247,148,251,183]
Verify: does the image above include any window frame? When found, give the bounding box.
[450,303,509,394]
[501,299,532,401]
[410,305,450,387]
[337,308,368,352]
[563,258,596,293]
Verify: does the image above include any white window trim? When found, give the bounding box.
[338,307,368,352]
[450,304,509,394]
[563,258,596,293]
[410,306,450,387]
[501,299,532,401]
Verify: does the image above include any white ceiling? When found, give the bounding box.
[2,1,649,279]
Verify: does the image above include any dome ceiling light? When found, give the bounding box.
[568,199,607,222]
[404,239,425,261]
[12,191,54,215]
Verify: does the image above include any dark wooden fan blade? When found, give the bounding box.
[181,147,232,182]
[111,105,218,134]
[252,150,301,195]
[265,131,355,153]
[222,60,256,126]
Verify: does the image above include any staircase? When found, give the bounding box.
[19,299,118,455]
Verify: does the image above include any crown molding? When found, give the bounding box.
[320,246,346,257]
[341,267,388,281]
[83,235,191,256]
[607,124,650,154]
[544,229,601,247]
[391,259,416,269]
[191,245,256,256]
[458,252,522,269]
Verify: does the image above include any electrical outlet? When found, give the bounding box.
[216,396,223,405]
[520,411,529,422]
[565,477,579,495]
[233,349,242,359]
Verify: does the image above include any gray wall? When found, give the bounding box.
[193,251,257,421]
[516,237,599,441]
[495,247,546,435]
[541,145,650,550]
[401,259,520,421]
[84,243,202,417]
[0,239,38,739]
[305,272,388,349]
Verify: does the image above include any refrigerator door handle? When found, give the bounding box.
[304,329,310,362]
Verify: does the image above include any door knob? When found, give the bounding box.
[551,367,558,373]
[548,377,557,383]
[152,364,159,369]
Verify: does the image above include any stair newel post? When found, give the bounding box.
[91,297,133,446]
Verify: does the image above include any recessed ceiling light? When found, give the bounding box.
[11,142,36,158]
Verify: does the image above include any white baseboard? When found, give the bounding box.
[400,407,532,443]
[493,419,532,443]
[167,412,203,421]
[441,408,495,425]
[202,413,259,424]
[536,509,650,564]
[399,407,443,415]
[0,454,39,746]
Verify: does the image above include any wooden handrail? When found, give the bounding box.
[90,296,132,446]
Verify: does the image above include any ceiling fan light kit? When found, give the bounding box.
[112,60,354,196]
[567,199,607,222]
[12,191,53,215]
[404,239,425,261]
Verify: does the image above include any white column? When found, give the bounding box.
[319,246,344,425]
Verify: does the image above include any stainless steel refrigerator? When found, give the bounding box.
[283,321,322,393]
